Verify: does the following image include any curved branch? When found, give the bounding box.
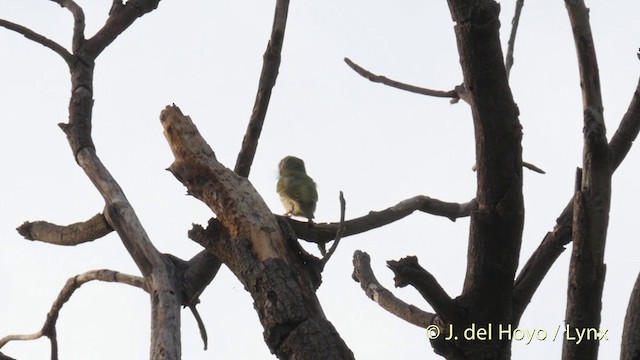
[51,0,85,53]
[352,251,434,328]
[0,19,72,63]
[344,57,459,99]
[387,255,456,322]
[16,213,113,245]
[290,196,477,243]
[0,269,145,354]
[235,0,290,177]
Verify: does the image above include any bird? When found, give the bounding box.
[277,156,318,223]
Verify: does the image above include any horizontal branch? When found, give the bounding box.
[0,269,145,353]
[344,57,459,99]
[387,255,456,322]
[290,196,477,243]
[352,251,434,328]
[0,19,72,63]
[16,213,113,245]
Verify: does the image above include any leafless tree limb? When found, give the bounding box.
[562,1,610,359]
[513,75,640,325]
[0,269,145,358]
[505,0,525,79]
[51,0,85,53]
[522,161,545,174]
[344,57,460,99]
[621,271,640,360]
[188,305,208,351]
[85,0,161,57]
[387,256,456,323]
[235,0,290,178]
[0,19,72,64]
[610,77,640,169]
[352,251,434,328]
[321,191,346,264]
[289,196,477,244]
[16,213,113,245]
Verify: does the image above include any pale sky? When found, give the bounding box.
[1,1,639,359]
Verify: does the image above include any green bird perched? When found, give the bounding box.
[277,156,318,222]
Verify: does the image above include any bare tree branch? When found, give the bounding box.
[621,271,640,360]
[387,256,456,323]
[235,0,290,178]
[562,1,610,359]
[51,0,85,53]
[352,251,434,328]
[610,76,640,170]
[320,191,346,263]
[513,75,640,325]
[85,0,161,57]
[0,19,72,63]
[16,213,113,245]
[522,161,545,174]
[344,57,460,99]
[290,196,477,244]
[504,0,525,79]
[0,269,145,356]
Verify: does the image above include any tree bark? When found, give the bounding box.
[161,105,354,360]
[443,1,524,358]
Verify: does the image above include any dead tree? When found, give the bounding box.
[1,1,639,360]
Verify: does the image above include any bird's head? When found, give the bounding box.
[279,156,307,175]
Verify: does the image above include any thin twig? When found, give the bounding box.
[234,0,290,177]
[505,0,525,79]
[344,57,459,99]
[321,191,346,266]
[0,19,72,63]
[188,305,208,350]
[352,250,434,328]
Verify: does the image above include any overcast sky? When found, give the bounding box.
[1,1,639,359]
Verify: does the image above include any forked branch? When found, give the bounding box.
[0,270,145,359]
[387,256,456,322]
[513,75,640,324]
[352,251,434,328]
